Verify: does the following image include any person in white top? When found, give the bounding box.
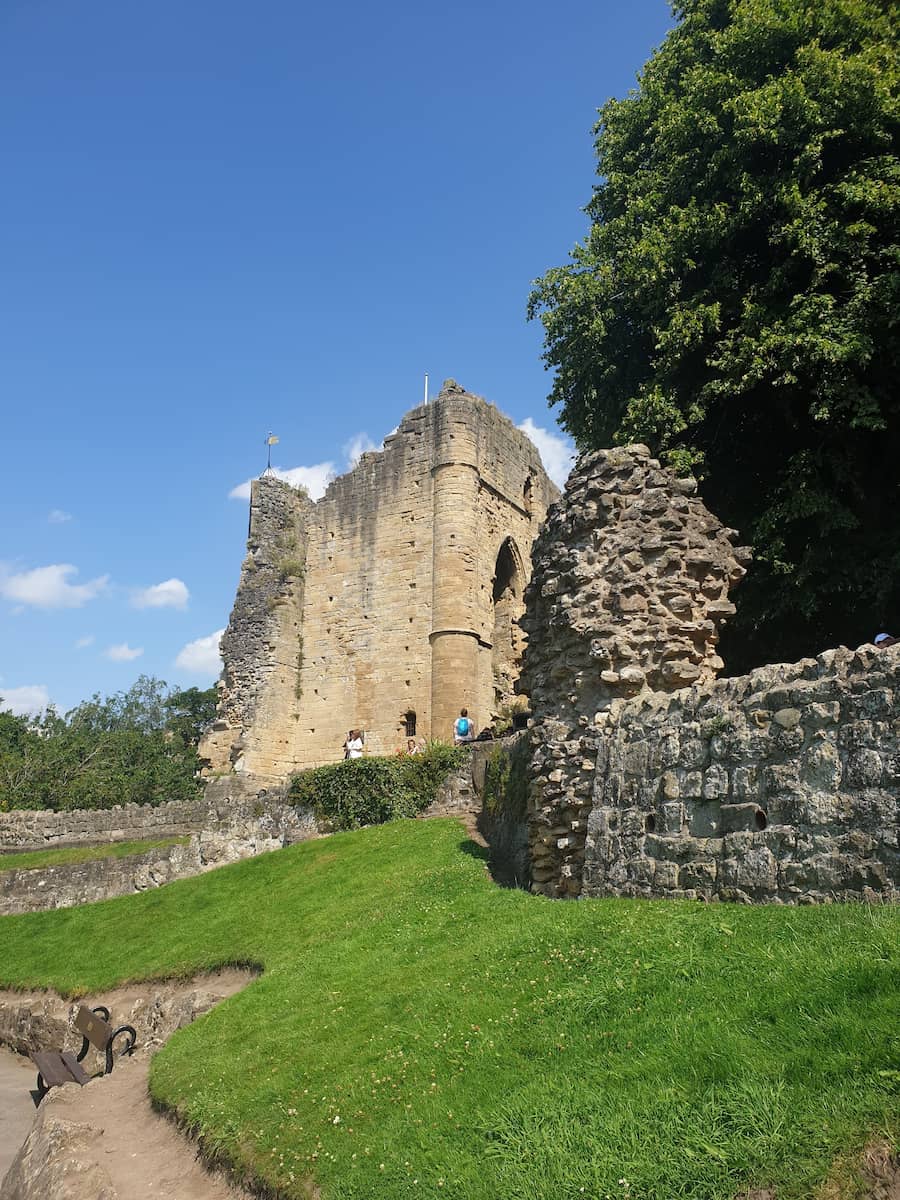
[344,730,364,758]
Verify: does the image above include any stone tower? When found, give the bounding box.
[201,382,558,786]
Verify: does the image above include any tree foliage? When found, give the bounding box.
[0,677,217,812]
[529,0,899,668]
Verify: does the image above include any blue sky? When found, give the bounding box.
[0,0,672,716]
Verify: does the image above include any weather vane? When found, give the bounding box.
[265,431,279,474]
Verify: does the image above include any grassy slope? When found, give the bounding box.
[0,837,188,873]
[0,819,896,1200]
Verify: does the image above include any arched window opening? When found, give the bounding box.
[491,538,525,716]
[493,539,519,603]
[523,476,533,516]
[404,710,417,738]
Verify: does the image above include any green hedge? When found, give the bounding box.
[288,741,466,830]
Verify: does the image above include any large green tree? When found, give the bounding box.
[0,677,216,812]
[529,0,899,669]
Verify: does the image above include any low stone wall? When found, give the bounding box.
[0,801,318,915]
[583,644,899,903]
[0,795,267,853]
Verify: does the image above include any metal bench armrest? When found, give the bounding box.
[105,1025,137,1074]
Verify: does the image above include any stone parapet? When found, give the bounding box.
[0,796,231,852]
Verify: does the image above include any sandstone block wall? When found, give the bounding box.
[584,644,900,902]
[203,383,557,781]
[519,444,749,896]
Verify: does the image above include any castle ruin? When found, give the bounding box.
[201,382,558,783]
[202,385,898,905]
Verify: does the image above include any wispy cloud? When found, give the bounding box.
[0,563,109,610]
[175,629,224,677]
[229,429,389,505]
[48,509,73,524]
[517,418,576,490]
[132,578,190,610]
[0,684,50,716]
[104,642,144,662]
[75,635,95,649]
[229,463,336,503]
[343,432,377,467]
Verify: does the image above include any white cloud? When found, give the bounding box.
[175,629,224,677]
[75,635,95,649]
[229,463,335,503]
[518,418,576,490]
[132,578,190,610]
[48,509,72,524]
[105,642,144,662]
[0,564,109,610]
[343,432,377,468]
[0,684,50,716]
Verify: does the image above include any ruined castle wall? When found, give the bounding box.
[584,644,900,903]
[201,476,312,779]
[519,444,749,896]
[291,404,438,770]
[204,386,557,779]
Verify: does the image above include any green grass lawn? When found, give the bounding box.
[0,819,896,1200]
[0,836,189,873]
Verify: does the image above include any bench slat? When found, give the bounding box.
[31,1051,90,1088]
[60,1051,91,1086]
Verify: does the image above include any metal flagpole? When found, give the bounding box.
[424,374,429,406]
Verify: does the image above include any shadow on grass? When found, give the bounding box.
[458,838,489,863]
[459,837,531,891]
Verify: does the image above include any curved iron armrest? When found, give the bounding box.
[75,1005,112,1063]
[105,1024,137,1075]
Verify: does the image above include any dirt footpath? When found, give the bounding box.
[0,1051,35,1182]
[0,970,259,1200]
[2,1056,249,1200]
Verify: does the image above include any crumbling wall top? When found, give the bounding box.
[520,443,751,725]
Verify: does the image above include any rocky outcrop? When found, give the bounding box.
[0,1107,118,1200]
[0,969,257,1061]
[518,444,749,897]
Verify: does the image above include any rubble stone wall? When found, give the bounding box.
[519,444,749,896]
[0,795,297,852]
[585,644,900,902]
[202,383,557,781]
[0,801,318,914]
[518,444,898,904]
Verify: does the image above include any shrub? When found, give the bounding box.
[289,741,465,830]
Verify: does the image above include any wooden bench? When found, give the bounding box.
[31,1004,137,1102]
